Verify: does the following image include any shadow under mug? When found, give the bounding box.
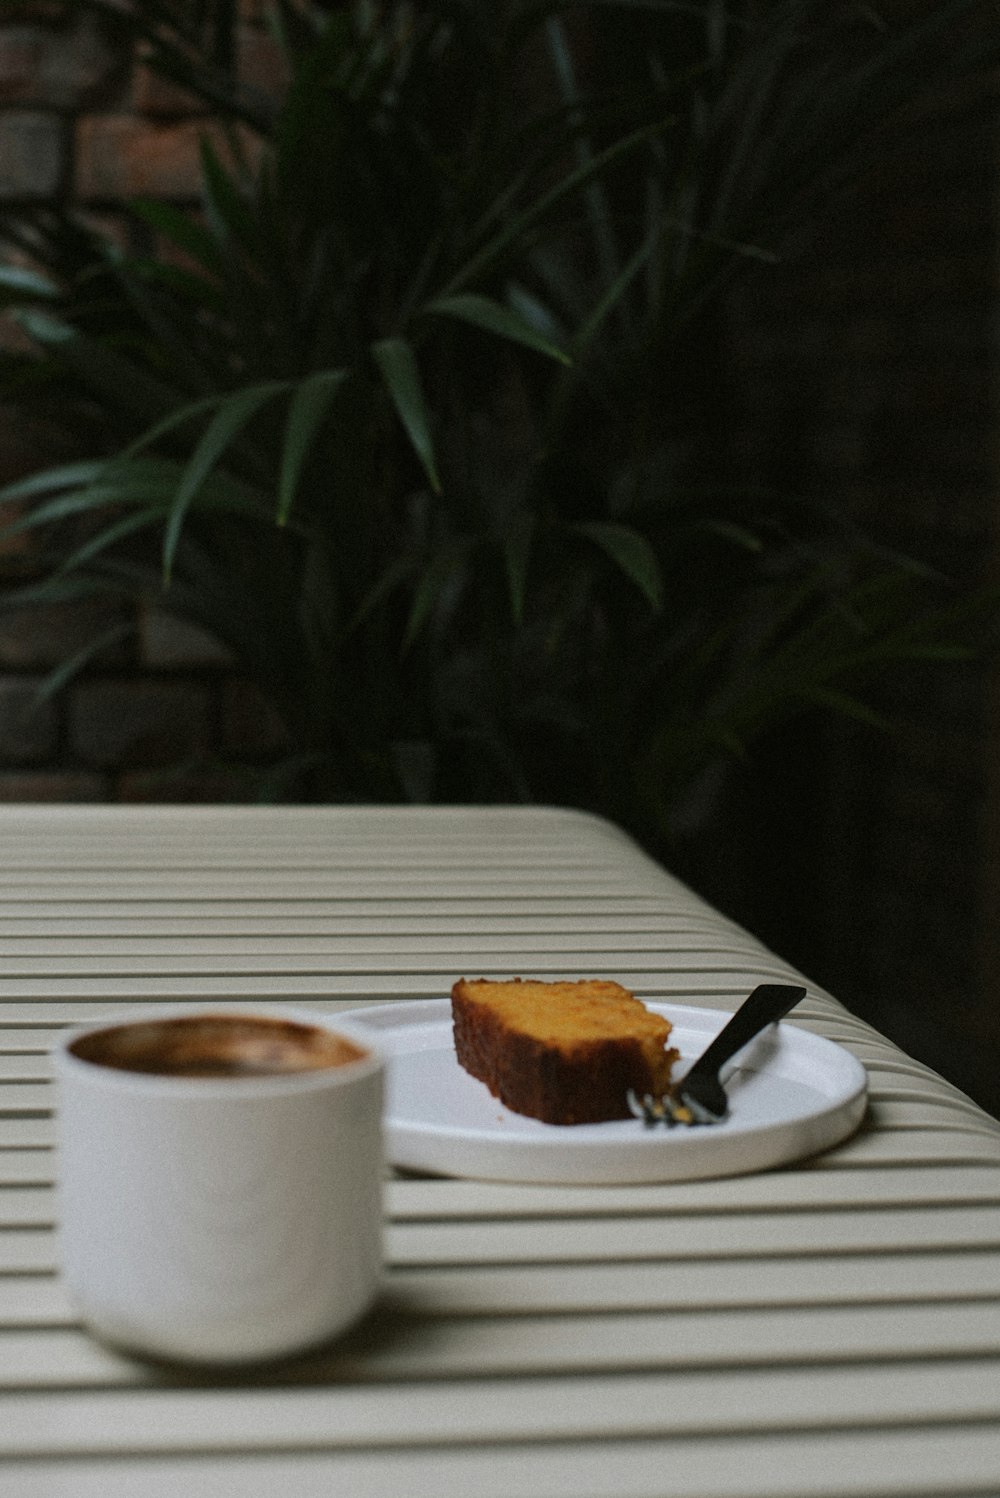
[54,1002,385,1365]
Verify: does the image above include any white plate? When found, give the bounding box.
[342,999,868,1185]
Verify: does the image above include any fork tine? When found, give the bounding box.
[627,1089,658,1125]
[626,1088,655,1124]
[626,1089,681,1126]
[678,1090,721,1126]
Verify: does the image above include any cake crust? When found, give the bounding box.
[451,977,678,1125]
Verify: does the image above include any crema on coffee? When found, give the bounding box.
[69,1013,367,1078]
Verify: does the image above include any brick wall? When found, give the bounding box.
[0,2,286,802]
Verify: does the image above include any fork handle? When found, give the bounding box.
[684,983,806,1081]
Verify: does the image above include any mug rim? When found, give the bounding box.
[53,1000,384,1098]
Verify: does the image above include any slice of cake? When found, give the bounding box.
[451,977,679,1125]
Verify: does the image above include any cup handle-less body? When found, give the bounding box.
[55,1005,384,1365]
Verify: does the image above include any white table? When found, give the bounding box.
[2,804,1000,1497]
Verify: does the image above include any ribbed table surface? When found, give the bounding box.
[2,803,999,1498]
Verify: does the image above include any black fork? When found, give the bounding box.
[627,983,807,1126]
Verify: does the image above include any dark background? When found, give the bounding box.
[678,63,1000,1115]
[0,4,996,1114]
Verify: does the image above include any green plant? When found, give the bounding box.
[0,0,993,842]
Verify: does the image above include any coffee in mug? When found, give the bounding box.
[69,1012,368,1078]
[55,1003,384,1365]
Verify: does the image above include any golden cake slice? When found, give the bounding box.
[451,977,679,1125]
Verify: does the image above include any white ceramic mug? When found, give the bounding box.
[54,1003,384,1365]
